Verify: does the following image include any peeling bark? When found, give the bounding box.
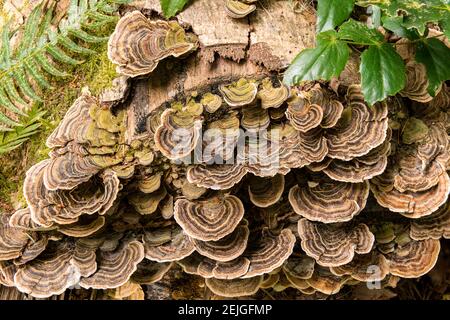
[129,0,315,66]
[125,0,316,143]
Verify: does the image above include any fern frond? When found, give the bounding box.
[0,85,24,116]
[23,60,53,90]
[46,44,84,65]
[36,5,54,40]
[86,11,119,23]
[0,0,131,135]
[69,29,108,43]
[0,112,20,128]
[81,20,115,31]
[4,77,28,108]
[17,4,43,55]
[34,53,69,78]
[59,36,96,55]
[1,23,12,69]
[13,67,43,102]
[0,105,46,154]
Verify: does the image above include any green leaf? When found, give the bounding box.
[369,5,381,28]
[0,138,28,151]
[0,85,24,115]
[283,30,350,85]
[23,59,53,89]
[59,35,96,55]
[0,112,20,128]
[381,16,415,39]
[1,23,11,68]
[316,0,355,33]
[415,38,450,96]
[338,19,384,45]
[13,67,42,102]
[4,77,28,107]
[17,4,42,54]
[160,0,190,18]
[0,105,44,149]
[97,3,118,14]
[34,53,69,77]
[37,4,54,39]
[68,29,107,43]
[46,45,84,65]
[440,14,450,40]
[360,43,406,105]
[87,10,118,23]
[357,0,449,35]
[81,20,112,31]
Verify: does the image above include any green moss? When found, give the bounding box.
[0,42,118,210]
[78,42,118,96]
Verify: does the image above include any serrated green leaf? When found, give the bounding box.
[317,0,355,33]
[160,0,190,18]
[360,43,406,105]
[13,67,42,102]
[46,45,84,65]
[23,59,53,89]
[283,30,350,85]
[338,19,385,45]
[0,104,43,148]
[415,38,450,96]
[34,53,69,77]
[59,35,96,55]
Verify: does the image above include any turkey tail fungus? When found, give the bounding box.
[0,0,449,300]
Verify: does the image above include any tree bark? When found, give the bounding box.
[125,0,316,143]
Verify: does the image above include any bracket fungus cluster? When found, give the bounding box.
[0,0,449,299]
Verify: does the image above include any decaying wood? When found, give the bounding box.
[131,0,249,64]
[124,0,316,143]
[100,76,131,108]
[249,0,316,70]
[129,0,316,67]
[125,55,268,143]
[0,285,28,300]
[177,0,250,63]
